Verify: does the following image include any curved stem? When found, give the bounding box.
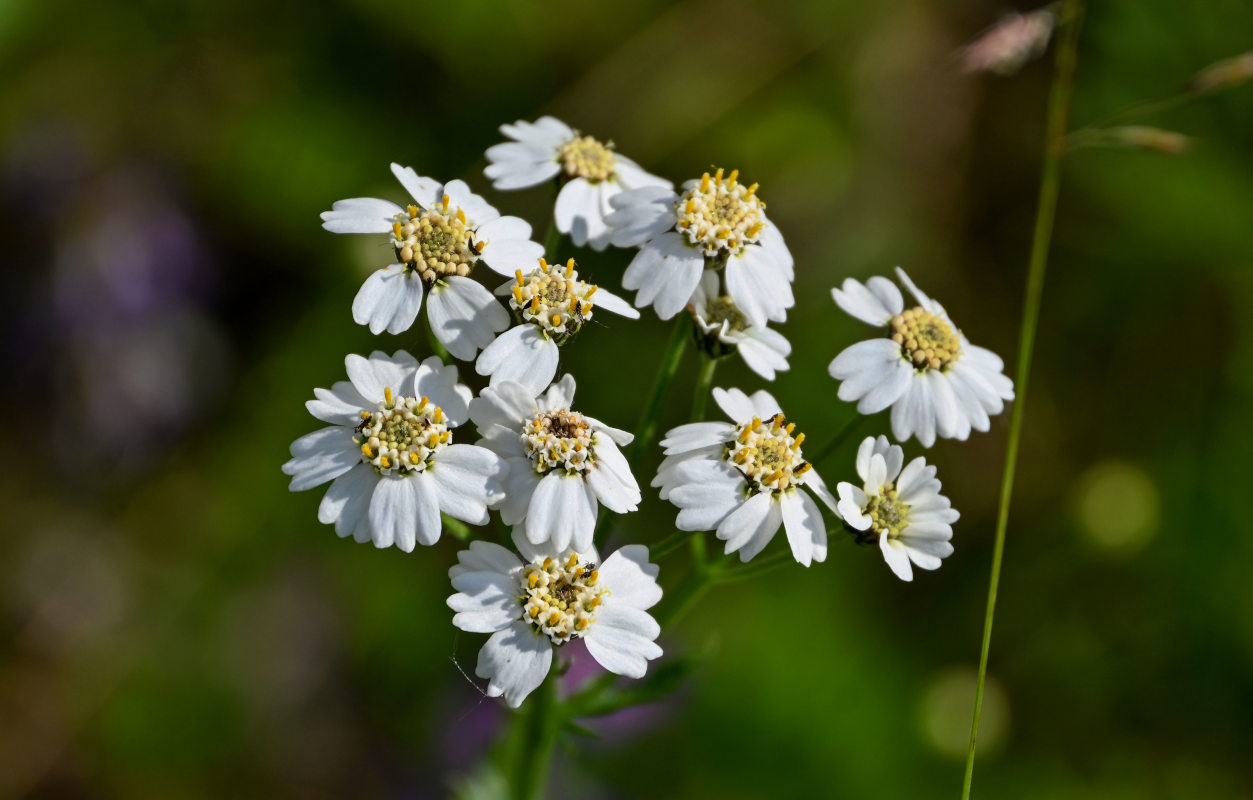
[962,2,1084,797]
[713,548,792,583]
[690,357,718,422]
[811,414,863,467]
[513,675,558,800]
[649,529,695,560]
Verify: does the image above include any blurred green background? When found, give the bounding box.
[3,0,1252,797]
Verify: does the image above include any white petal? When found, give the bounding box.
[894,267,942,314]
[345,350,418,405]
[476,620,553,708]
[596,545,663,610]
[621,233,704,319]
[282,427,358,491]
[540,374,578,410]
[321,197,402,234]
[671,463,744,531]
[497,457,541,525]
[479,232,546,276]
[390,164,441,207]
[408,356,472,427]
[605,187,679,247]
[891,375,937,447]
[443,178,499,226]
[711,387,756,423]
[307,380,370,426]
[555,178,609,247]
[317,463,377,537]
[367,475,417,551]
[880,535,915,581]
[583,605,662,679]
[660,422,735,455]
[469,379,536,431]
[450,540,522,579]
[589,286,640,319]
[475,325,558,397]
[427,277,510,361]
[448,570,519,633]
[716,492,779,561]
[780,491,823,567]
[526,472,596,551]
[431,444,506,523]
[725,250,792,328]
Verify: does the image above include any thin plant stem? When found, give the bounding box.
[713,548,792,582]
[811,414,864,467]
[513,674,558,800]
[594,318,688,547]
[649,529,695,560]
[690,357,718,421]
[962,2,1084,797]
[543,219,563,261]
[655,558,716,627]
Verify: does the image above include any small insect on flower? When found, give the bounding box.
[836,436,958,581]
[282,351,507,551]
[605,167,794,326]
[654,388,836,565]
[476,257,639,396]
[469,375,639,552]
[828,267,1014,447]
[688,271,791,381]
[320,164,544,359]
[448,533,663,707]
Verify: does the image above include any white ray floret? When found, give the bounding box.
[448,533,663,707]
[469,375,640,552]
[282,351,506,551]
[836,436,958,581]
[688,271,791,380]
[605,167,794,326]
[476,257,639,396]
[828,267,1015,447]
[653,388,837,566]
[320,164,545,359]
[483,116,671,251]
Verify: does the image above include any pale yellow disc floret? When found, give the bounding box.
[354,387,451,476]
[559,135,617,182]
[390,196,483,284]
[521,408,596,475]
[890,306,962,370]
[510,258,599,342]
[675,168,766,257]
[726,413,811,494]
[520,552,608,644]
[865,483,910,538]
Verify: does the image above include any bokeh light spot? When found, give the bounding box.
[918,667,1010,759]
[1072,460,1160,555]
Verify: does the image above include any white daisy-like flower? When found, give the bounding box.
[469,375,639,553]
[320,164,544,359]
[282,351,507,551]
[604,167,795,326]
[448,533,663,708]
[476,257,639,396]
[828,267,1015,448]
[836,436,958,582]
[653,388,837,566]
[688,271,791,381]
[483,116,672,251]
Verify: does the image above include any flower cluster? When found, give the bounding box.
[285,115,1015,709]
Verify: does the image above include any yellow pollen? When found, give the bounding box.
[515,269,525,285]
[529,573,539,588]
[384,386,393,406]
[433,407,443,423]
[360,411,371,419]
[456,207,466,224]
[793,432,806,447]
[441,193,450,208]
[543,557,554,569]
[379,456,389,468]
[552,314,562,327]
[701,172,711,191]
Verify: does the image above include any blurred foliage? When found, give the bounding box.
[2,0,1252,797]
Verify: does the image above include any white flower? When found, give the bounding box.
[653,388,837,566]
[476,257,639,396]
[836,436,958,582]
[320,164,544,359]
[448,534,663,708]
[828,267,1015,447]
[483,116,671,251]
[689,271,791,380]
[282,351,507,551]
[605,168,794,326]
[469,375,640,553]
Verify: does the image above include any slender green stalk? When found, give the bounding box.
[649,529,695,560]
[655,559,716,627]
[811,414,863,467]
[628,318,689,473]
[543,219,563,261]
[713,548,791,582]
[690,357,718,421]
[962,3,1083,797]
[514,674,559,800]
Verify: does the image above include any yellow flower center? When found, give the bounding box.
[509,258,598,342]
[559,135,617,182]
[521,553,608,644]
[865,484,910,537]
[726,413,811,494]
[354,387,451,475]
[675,168,766,257]
[890,306,962,370]
[522,408,596,475]
[390,196,482,284]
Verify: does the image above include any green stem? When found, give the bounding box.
[713,549,792,583]
[811,414,863,467]
[543,218,563,261]
[441,514,473,542]
[514,674,559,800]
[649,529,695,560]
[690,357,718,422]
[962,3,1083,797]
[655,563,715,627]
